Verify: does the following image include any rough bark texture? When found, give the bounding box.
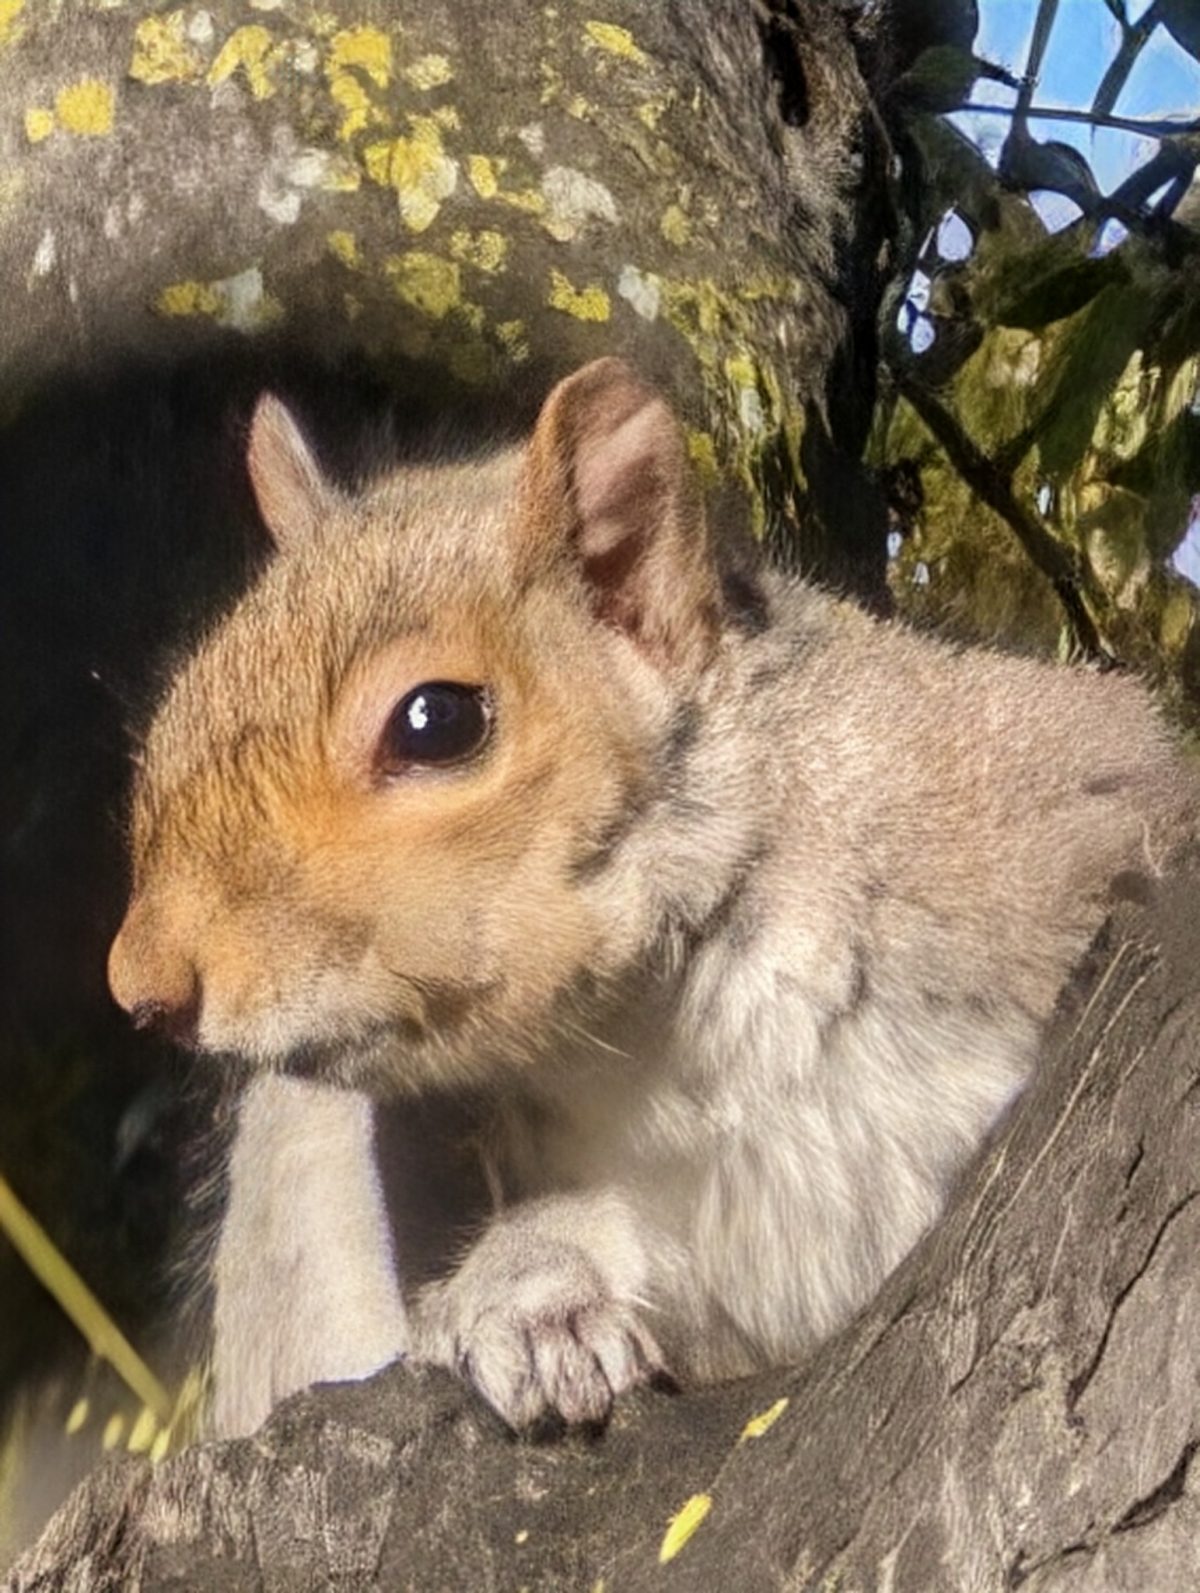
[9,858,1200,1593]
[0,0,891,581]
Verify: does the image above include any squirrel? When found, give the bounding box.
[108,357,1195,1437]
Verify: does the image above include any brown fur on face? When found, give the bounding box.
[109,364,709,1088]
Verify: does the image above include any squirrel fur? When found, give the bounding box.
[108,358,1195,1435]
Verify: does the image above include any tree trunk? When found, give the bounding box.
[8,858,1200,1592]
[0,0,898,591]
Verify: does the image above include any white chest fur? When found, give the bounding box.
[515,903,1038,1380]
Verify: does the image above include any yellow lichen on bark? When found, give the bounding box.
[660,203,691,246]
[0,0,25,48]
[326,230,361,268]
[328,24,392,86]
[495,319,530,361]
[155,281,224,317]
[327,71,378,140]
[129,13,206,86]
[403,54,453,90]
[154,269,282,330]
[207,26,278,100]
[385,251,463,319]
[467,154,499,198]
[55,80,115,136]
[547,268,611,322]
[23,106,54,143]
[364,116,458,232]
[449,230,509,273]
[583,20,647,65]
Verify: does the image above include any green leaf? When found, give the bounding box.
[904,113,1002,232]
[889,0,980,65]
[890,45,981,113]
[993,254,1123,329]
[974,229,1124,328]
[1150,283,1200,371]
[1037,280,1160,478]
[1109,407,1200,558]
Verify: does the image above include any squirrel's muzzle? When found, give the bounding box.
[108,896,201,1049]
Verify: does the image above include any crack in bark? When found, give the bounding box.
[1007,1538,1094,1588]
[1067,1190,1200,1410]
[1113,1439,1199,1535]
[951,950,1151,1334]
[1122,1139,1145,1187]
[1006,1441,1198,1588]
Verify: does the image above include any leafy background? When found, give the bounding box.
[879,0,1200,723]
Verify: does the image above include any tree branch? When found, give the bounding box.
[890,364,1106,658]
[959,102,1199,139]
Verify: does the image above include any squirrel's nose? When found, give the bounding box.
[128,993,202,1048]
[109,900,202,1049]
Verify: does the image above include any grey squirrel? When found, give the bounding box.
[108,358,1195,1435]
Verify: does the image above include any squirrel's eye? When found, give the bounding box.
[377,682,492,774]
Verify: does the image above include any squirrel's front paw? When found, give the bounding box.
[413,1237,667,1429]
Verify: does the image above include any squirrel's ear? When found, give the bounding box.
[246,394,335,552]
[516,359,721,673]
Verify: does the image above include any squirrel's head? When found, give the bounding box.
[107,358,748,1089]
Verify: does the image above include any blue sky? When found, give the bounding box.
[933,1,1200,576]
[951,0,1200,195]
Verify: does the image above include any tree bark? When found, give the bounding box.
[9,858,1200,1593]
[0,0,897,588]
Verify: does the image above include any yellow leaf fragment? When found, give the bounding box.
[127,1405,160,1454]
[659,1493,712,1563]
[0,1175,171,1421]
[740,1395,789,1441]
